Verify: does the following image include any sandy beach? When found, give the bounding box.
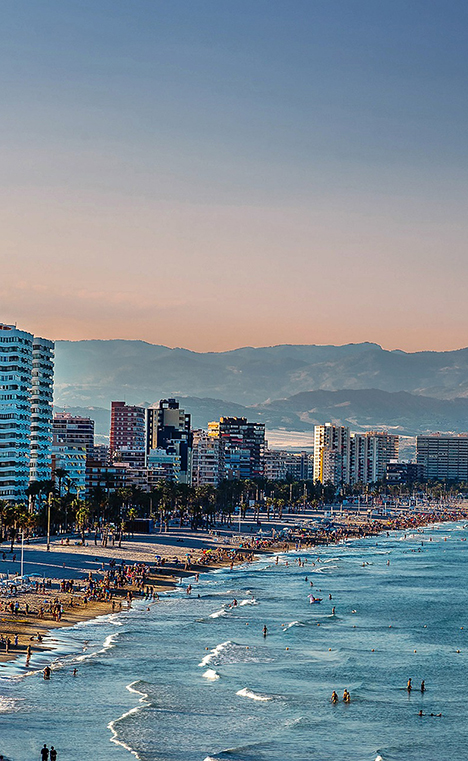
[1,505,466,667]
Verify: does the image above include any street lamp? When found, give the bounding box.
[47,492,52,551]
[20,527,24,577]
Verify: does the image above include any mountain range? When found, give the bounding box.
[55,340,468,407]
[53,340,468,440]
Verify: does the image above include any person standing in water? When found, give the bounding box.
[331,691,339,703]
[407,678,412,691]
[263,625,268,637]
[40,745,49,760]
[50,747,57,761]
[420,680,425,692]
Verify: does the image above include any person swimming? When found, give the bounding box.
[343,689,350,703]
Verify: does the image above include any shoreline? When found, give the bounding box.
[1,508,466,670]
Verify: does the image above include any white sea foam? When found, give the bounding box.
[126,680,149,699]
[107,681,149,759]
[209,607,228,619]
[203,669,220,680]
[239,598,257,606]
[108,707,142,759]
[75,632,119,662]
[236,687,272,701]
[284,620,304,630]
[0,695,23,712]
[198,641,231,667]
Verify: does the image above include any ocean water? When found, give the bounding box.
[1,522,467,761]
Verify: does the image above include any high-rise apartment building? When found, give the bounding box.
[53,413,95,454]
[30,337,54,483]
[52,413,95,495]
[146,399,192,484]
[0,324,54,501]
[313,424,351,485]
[208,417,265,480]
[416,434,468,481]
[110,401,146,468]
[192,429,222,487]
[314,424,397,485]
[350,431,399,484]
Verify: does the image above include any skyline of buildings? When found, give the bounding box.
[3,320,468,503]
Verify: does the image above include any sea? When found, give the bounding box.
[1,521,467,761]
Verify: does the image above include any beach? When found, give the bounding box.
[1,506,465,667]
[1,517,467,761]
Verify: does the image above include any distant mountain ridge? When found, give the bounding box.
[54,339,468,409]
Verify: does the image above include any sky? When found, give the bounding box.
[1,0,468,352]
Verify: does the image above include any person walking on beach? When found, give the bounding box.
[40,744,49,760]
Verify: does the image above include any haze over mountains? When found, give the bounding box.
[54,340,468,438]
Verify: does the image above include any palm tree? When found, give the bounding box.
[53,468,68,500]
[75,502,91,544]
[3,503,29,552]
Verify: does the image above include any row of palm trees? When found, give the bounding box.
[1,473,464,549]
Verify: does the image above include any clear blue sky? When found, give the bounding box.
[2,1,468,350]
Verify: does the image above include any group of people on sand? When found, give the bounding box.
[331,689,351,703]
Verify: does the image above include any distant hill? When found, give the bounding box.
[54,340,468,408]
[55,388,468,440]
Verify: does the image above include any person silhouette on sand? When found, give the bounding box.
[41,744,49,760]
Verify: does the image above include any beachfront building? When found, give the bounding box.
[386,461,423,485]
[264,449,312,481]
[313,424,351,485]
[52,413,95,495]
[53,413,95,454]
[146,399,192,484]
[416,434,468,481]
[51,445,86,495]
[263,449,287,481]
[147,447,181,485]
[86,460,128,497]
[314,424,398,486]
[192,429,222,487]
[0,323,54,501]
[208,417,265,480]
[350,431,399,484]
[29,337,55,483]
[110,401,146,468]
